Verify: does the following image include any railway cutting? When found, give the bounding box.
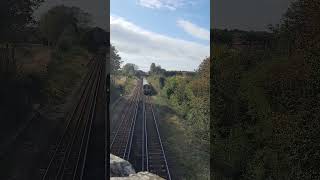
[110,79,171,180]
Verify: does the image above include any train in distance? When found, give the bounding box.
[143,78,152,95]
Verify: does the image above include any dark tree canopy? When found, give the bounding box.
[83,27,108,53]
[0,0,44,42]
[39,5,91,46]
[149,63,166,75]
[211,0,320,179]
[150,63,156,73]
[282,0,320,50]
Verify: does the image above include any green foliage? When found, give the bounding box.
[211,1,320,178]
[154,57,210,153]
[150,63,156,73]
[57,24,78,51]
[0,0,44,43]
[150,58,210,179]
[149,62,166,75]
[81,27,108,53]
[159,76,165,89]
[0,72,45,124]
[122,63,138,77]
[110,44,122,73]
[39,5,91,46]
[124,77,136,95]
[44,48,88,104]
[212,29,273,47]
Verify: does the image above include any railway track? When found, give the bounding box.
[41,54,104,180]
[110,80,142,159]
[110,80,171,179]
[144,96,171,180]
[110,85,139,132]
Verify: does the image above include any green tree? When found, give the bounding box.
[39,5,91,47]
[150,63,156,74]
[149,63,166,75]
[0,0,44,42]
[122,63,138,76]
[57,24,78,51]
[110,44,122,73]
[281,0,320,50]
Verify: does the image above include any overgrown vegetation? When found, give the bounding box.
[211,0,320,179]
[0,0,44,43]
[110,45,139,102]
[43,47,89,105]
[148,58,210,179]
[0,2,99,142]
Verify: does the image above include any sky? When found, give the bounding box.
[33,0,293,71]
[212,0,293,31]
[111,0,210,72]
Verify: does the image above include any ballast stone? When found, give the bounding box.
[110,154,135,177]
[111,171,165,180]
[110,154,165,180]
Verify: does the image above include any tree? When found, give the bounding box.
[39,5,91,46]
[150,63,156,74]
[0,0,44,42]
[155,65,161,74]
[149,63,166,75]
[122,63,138,76]
[110,44,122,73]
[193,57,210,97]
[82,27,108,53]
[57,24,78,51]
[279,0,320,53]
[159,77,165,89]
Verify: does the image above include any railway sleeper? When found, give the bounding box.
[149,159,164,163]
[148,152,163,155]
[149,164,166,168]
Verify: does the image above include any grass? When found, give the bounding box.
[44,47,89,105]
[0,45,89,150]
[113,75,137,95]
[124,76,137,95]
[152,91,210,180]
[110,75,137,105]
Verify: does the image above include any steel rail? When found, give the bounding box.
[110,96,123,112]
[55,60,101,179]
[110,85,138,132]
[125,82,142,160]
[110,84,139,134]
[141,95,146,171]
[112,82,141,157]
[41,60,98,180]
[149,96,172,180]
[77,58,103,180]
[110,82,140,149]
[144,95,149,172]
[60,58,103,179]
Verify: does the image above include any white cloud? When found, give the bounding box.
[110,15,209,71]
[138,0,192,10]
[177,19,209,41]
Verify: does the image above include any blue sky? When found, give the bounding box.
[111,0,210,71]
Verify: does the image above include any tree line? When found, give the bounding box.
[0,1,109,135]
[147,58,210,178]
[211,0,320,179]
